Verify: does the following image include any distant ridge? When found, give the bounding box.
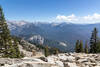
[7,21,100,51]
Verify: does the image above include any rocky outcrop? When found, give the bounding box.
[1,53,100,67]
[28,35,44,45]
[1,58,58,67]
[18,39,44,57]
[46,53,100,67]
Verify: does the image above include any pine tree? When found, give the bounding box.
[0,6,23,58]
[90,28,98,53]
[84,41,88,53]
[12,39,23,58]
[75,40,80,53]
[44,46,49,57]
[0,6,12,57]
[79,40,84,53]
[54,48,59,55]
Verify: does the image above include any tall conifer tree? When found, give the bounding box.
[75,40,80,53]
[84,41,88,53]
[90,28,98,53]
[0,6,22,58]
[79,40,84,53]
[44,46,49,57]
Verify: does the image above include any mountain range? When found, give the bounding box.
[7,20,100,51]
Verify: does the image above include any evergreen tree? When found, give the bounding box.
[79,40,84,53]
[75,40,80,53]
[90,28,98,53]
[12,39,23,58]
[84,41,88,53]
[44,46,49,57]
[0,6,12,57]
[54,48,59,55]
[0,6,23,58]
[55,48,59,55]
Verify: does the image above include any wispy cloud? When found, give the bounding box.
[55,13,100,24]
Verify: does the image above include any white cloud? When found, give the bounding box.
[55,13,100,24]
[56,14,78,22]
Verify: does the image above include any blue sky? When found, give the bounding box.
[0,0,100,24]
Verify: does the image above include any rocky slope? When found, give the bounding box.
[1,53,100,67]
[46,53,100,67]
[18,34,69,52]
[13,37,44,57]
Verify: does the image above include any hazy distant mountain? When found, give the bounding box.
[7,21,100,51]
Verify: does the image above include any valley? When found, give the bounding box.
[7,21,100,51]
